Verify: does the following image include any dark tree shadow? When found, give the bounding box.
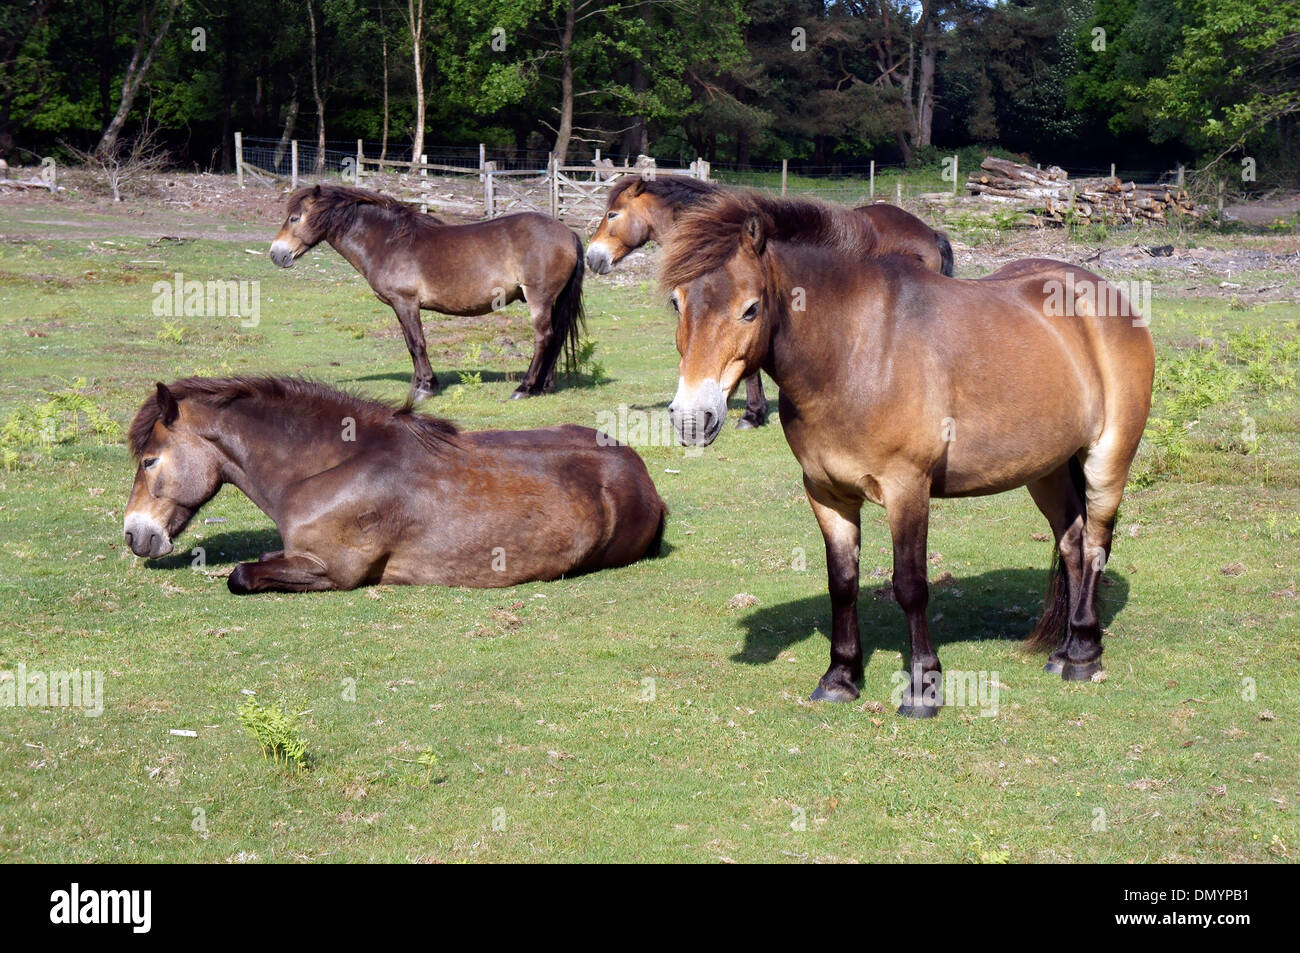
[733,567,1130,667]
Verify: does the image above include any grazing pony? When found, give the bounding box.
[270,185,585,400]
[586,174,955,427]
[124,377,666,592]
[660,191,1154,716]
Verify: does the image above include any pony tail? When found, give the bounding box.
[936,231,955,276]
[1026,548,1070,650]
[546,231,587,378]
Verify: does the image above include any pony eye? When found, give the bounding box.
[670,297,680,313]
[607,211,619,220]
[142,457,159,470]
[289,215,300,224]
[741,301,759,322]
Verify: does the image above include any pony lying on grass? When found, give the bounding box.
[123,377,666,593]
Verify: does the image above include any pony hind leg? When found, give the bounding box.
[512,288,556,398]
[1026,461,1088,675]
[1065,438,1134,680]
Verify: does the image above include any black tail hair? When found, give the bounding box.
[1026,456,1087,650]
[540,231,587,383]
[936,231,955,277]
[647,502,669,558]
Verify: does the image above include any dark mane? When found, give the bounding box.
[287,184,445,242]
[128,376,458,458]
[659,190,878,291]
[607,174,720,208]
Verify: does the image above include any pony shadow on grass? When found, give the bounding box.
[146,529,283,571]
[734,566,1130,667]
[145,527,675,578]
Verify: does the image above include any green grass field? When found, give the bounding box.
[0,215,1296,863]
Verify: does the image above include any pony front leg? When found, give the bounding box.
[228,552,336,594]
[886,483,941,718]
[391,300,438,400]
[805,479,864,702]
[736,373,768,429]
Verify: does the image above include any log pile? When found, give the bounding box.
[966,156,1199,224]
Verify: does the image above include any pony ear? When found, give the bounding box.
[311,184,321,198]
[627,177,646,197]
[742,214,767,256]
[155,382,179,427]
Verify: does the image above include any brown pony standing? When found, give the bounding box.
[123,377,665,592]
[270,185,585,401]
[661,192,1154,716]
[586,174,955,427]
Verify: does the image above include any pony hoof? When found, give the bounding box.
[509,388,533,400]
[1061,659,1103,681]
[227,564,253,595]
[897,702,941,719]
[1043,658,1065,675]
[411,388,437,403]
[809,681,859,703]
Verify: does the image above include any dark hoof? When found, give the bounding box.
[509,388,532,400]
[1061,659,1102,681]
[897,702,941,719]
[1043,658,1065,675]
[736,414,765,430]
[227,563,253,595]
[411,387,438,403]
[809,680,860,703]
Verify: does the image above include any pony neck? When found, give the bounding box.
[763,243,851,405]
[325,203,428,273]
[197,399,360,519]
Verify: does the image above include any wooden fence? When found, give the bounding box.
[235,134,709,226]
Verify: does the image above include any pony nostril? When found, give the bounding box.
[703,411,715,432]
[125,530,134,549]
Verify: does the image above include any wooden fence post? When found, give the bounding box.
[1176,164,1185,187]
[484,161,495,218]
[781,159,788,196]
[869,160,875,199]
[234,132,244,188]
[952,154,959,196]
[420,154,427,179]
[291,140,298,190]
[479,143,486,183]
[356,139,364,182]
[548,155,558,218]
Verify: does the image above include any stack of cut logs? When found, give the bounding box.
[966,156,1199,224]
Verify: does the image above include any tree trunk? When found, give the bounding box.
[379,2,390,162]
[96,0,178,156]
[220,27,233,172]
[915,5,938,148]
[408,0,424,164]
[551,1,575,163]
[273,81,298,170]
[307,0,326,173]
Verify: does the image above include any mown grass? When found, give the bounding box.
[0,228,1295,863]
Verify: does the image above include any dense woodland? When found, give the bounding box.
[1,0,1297,181]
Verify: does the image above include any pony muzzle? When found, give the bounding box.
[269,240,297,268]
[585,240,616,275]
[123,512,173,558]
[669,378,727,447]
